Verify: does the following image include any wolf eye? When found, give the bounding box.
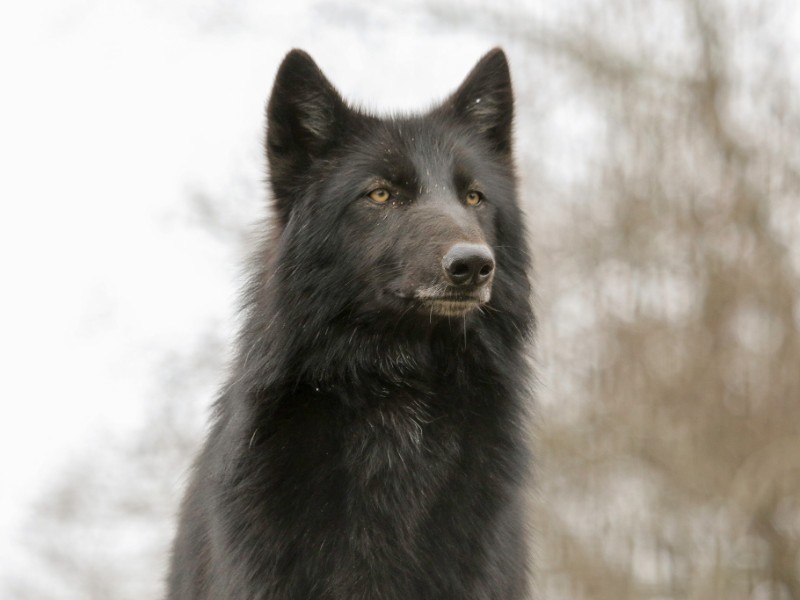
[465,191,483,206]
[368,188,391,204]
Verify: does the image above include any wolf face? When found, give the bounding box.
[265,49,520,321]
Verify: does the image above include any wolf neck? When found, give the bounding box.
[234,296,498,405]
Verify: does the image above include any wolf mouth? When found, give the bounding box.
[406,285,492,317]
[420,297,484,317]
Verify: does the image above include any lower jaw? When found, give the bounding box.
[420,299,482,318]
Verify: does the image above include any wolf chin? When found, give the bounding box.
[167,48,534,599]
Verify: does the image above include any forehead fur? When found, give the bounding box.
[330,113,511,194]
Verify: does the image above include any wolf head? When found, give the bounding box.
[262,49,528,327]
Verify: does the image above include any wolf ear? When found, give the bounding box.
[439,48,514,155]
[266,50,350,221]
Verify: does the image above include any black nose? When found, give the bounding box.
[442,243,495,287]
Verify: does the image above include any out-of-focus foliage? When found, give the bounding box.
[495,1,800,598]
[16,0,800,598]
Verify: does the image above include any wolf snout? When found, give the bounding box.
[442,243,495,287]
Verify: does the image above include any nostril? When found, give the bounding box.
[445,258,472,285]
[451,262,470,277]
[479,263,493,277]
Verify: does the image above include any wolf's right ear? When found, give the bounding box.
[266,50,350,222]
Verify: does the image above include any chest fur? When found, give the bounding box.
[341,395,461,523]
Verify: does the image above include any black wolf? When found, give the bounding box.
[167,48,534,599]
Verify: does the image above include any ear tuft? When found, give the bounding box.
[440,48,514,155]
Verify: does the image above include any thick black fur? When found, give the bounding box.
[167,48,534,599]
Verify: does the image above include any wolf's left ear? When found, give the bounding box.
[439,48,514,155]
[266,50,351,219]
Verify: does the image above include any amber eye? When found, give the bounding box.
[368,188,391,204]
[465,191,483,206]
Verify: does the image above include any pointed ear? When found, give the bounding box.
[439,48,514,155]
[266,50,350,221]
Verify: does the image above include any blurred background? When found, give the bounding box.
[1,0,799,598]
